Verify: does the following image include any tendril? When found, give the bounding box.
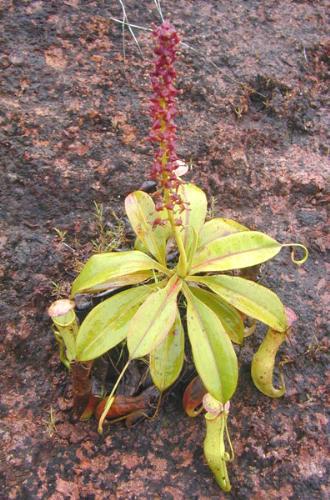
[98,360,131,433]
[282,243,309,265]
[224,416,235,462]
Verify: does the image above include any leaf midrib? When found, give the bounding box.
[201,277,285,330]
[129,280,179,357]
[188,295,223,398]
[192,243,279,271]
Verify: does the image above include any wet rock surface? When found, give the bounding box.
[0,1,329,498]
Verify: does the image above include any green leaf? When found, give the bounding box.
[189,285,244,345]
[183,285,238,403]
[125,191,170,264]
[189,275,287,332]
[174,183,207,249]
[127,275,182,359]
[71,251,166,297]
[149,312,184,391]
[191,231,282,273]
[76,285,157,361]
[197,217,248,251]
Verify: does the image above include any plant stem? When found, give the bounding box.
[164,187,187,276]
[169,210,188,276]
[71,361,93,417]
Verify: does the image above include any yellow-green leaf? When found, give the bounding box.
[127,275,182,359]
[189,285,244,344]
[186,227,198,268]
[198,217,248,251]
[125,191,170,264]
[189,275,287,332]
[149,312,184,391]
[183,285,238,403]
[191,231,281,273]
[79,271,154,294]
[76,285,157,361]
[71,251,166,297]
[174,183,207,249]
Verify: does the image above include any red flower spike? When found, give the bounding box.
[149,21,184,224]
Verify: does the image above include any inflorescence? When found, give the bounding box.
[149,21,185,224]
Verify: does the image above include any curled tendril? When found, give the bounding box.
[282,243,309,265]
[98,395,115,433]
[224,416,235,463]
[98,360,131,433]
[203,400,233,492]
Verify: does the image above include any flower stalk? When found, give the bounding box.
[149,21,181,206]
[149,21,188,273]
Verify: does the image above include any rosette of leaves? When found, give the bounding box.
[53,182,307,492]
[68,182,307,394]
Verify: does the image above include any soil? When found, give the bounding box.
[0,1,329,499]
